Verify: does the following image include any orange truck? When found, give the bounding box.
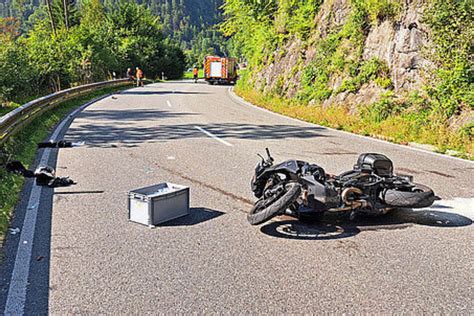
[204,56,238,85]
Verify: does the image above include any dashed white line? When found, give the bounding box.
[194,126,233,147]
[166,100,172,108]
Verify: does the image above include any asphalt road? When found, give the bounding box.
[1,81,473,314]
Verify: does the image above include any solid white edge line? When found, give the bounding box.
[194,126,233,147]
[227,87,474,165]
[166,100,172,108]
[4,94,111,315]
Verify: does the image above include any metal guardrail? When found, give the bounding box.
[0,79,132,146]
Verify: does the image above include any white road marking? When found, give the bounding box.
[419,198,474,220]
[4,95,110,315]
[166,100,172,108]
[194,126,233,147]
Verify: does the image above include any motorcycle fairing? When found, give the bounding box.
[252,160,304,198]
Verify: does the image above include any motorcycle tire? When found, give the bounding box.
[247,182,301,225]
[383,183,435,208]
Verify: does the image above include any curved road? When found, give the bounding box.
[1,81,473,314]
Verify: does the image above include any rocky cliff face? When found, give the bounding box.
[253,0,433,110]
[363,1,430,91]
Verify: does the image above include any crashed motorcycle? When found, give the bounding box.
[248,148,436,225]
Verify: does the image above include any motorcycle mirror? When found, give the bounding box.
[265,148,274,162]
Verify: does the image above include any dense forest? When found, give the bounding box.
[0,0,231,65]
[0,0,195,107]
[0,0,237,108]
[149,0,231,65]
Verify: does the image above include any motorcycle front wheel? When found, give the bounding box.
[247,182,301,225]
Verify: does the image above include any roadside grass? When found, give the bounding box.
[183,69,204,79]
[234,85,473,160]
[0,85,130,245]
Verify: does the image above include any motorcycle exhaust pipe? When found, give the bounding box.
[327,202,369,213]
[341,187,362,203]
[340,187,370,209]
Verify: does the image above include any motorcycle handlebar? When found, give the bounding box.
[265,148,274,162]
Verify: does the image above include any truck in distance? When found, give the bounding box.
[204,56,238,85]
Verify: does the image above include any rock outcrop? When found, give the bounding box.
[253,0,432,109]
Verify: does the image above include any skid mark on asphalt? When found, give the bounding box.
[396,167,422,175]
[301,149,356,156]
[319,151,358,155]
[155,162,252,207]
[357,223,413,231]
[425,170,456,178]
[128,152,252,207]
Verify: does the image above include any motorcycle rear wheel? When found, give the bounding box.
[247,182,301,225]
[383,183,435,208]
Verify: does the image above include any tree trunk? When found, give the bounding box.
[63,0,69,31]
[51,74,62,92]
[45,0,57,36]
[56,74,61,91]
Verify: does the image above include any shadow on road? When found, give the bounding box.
[120,90,210,95]
[159,208,225,226]
[261,221,360,240]
[77,109,198,121]
[260,207,472,240]
[68,120,327,146]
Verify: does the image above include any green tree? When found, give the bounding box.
[0,17,35,104]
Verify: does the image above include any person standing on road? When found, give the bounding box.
[127,68,134,81]
[136,67,144,87]
[193,66,199,83]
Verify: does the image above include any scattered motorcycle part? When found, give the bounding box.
[37,140,84,148]
[5,161,35,177]
[3,161,75,188]
[34,166,75,187]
